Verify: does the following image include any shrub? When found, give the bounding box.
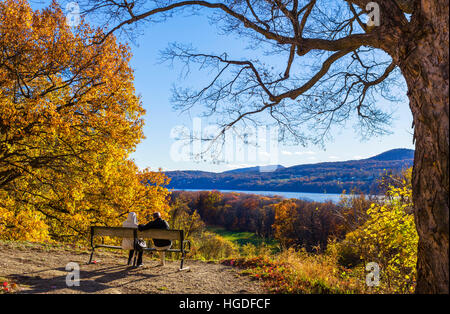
[241,243,257,257]
[188,231,238,260]
[223,248,363,294]
[327,239,362,268]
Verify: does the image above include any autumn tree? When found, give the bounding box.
[345,168,418,293]
[169,197,205,238]
[0,0,170,242]
[80,0,447,293]
[333,191,373,233]
[272,199,343,251]
[272,200,299,248]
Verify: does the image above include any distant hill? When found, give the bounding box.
[367,148,414,161]
[222,165,285,174]
[165,148,414,194]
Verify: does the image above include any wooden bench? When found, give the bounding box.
[88,226,191,271]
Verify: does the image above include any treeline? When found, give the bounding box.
[166,151,413,194]
[170,191,280,238]
[169,190,374,252]
[168,175,376,194]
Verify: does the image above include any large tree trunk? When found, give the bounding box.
[396,0,449,294]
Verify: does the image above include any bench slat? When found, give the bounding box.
[138,229,182,241]
[143,248,189,253]
[93,226,135,238]
[95,245,123,249]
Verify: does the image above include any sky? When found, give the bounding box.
[34,1,415,173]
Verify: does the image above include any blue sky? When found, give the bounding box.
[35,1,415,172]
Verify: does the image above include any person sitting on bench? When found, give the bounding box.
[121,212,143,267]
[138,212,172,266]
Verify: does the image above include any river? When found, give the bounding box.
[172,188,345,203]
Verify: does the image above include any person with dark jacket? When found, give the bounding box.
[138,212,172,265]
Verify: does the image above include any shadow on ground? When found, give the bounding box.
[10,263,178,293]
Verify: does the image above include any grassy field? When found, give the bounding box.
[206,226,279,252]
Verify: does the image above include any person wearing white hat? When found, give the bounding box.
[121,212,143,266]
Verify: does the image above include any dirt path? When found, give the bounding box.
[0,241,266,294]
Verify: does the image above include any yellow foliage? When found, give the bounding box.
[271,200,299,248]
[0,0,170,243]
[189,231,238,260]
[344,168,417,293]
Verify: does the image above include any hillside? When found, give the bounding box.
[165,149,414,194]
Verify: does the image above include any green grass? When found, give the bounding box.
[206,226,279,251]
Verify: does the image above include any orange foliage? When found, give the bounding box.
[271,201,299,248]
[0,0,170,243]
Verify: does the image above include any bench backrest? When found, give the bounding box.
[91,226,183,241]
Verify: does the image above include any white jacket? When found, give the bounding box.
[121,212,138,250]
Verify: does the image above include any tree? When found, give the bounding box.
[272,200,300,248]
[81,0,448,293]
[169,197,205,238]
[0,0,171,242]
[345,168,418,293]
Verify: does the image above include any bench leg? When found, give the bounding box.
[88,249,94,264]
[160,251,165,266]
[178,255,189,271]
